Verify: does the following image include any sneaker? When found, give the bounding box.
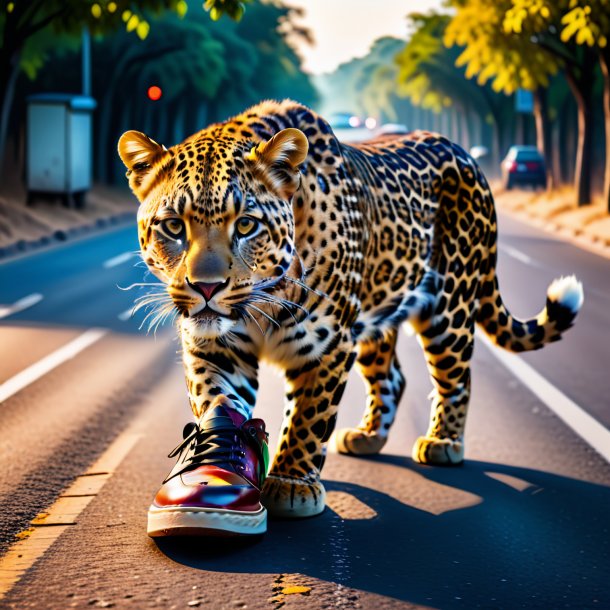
[147,405,269,537]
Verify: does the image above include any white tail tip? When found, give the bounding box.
[547,275,584,313]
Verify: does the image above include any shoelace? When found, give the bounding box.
[163,422,247,483]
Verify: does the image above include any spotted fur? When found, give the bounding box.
[119,100,583,517]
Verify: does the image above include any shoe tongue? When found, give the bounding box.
[200,404,245,430]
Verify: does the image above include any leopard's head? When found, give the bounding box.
[118,125,308,340]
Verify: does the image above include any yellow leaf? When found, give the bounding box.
[122,10,131,22]
[126,14,139,32]
[91,3,102,18]
[136,21,150,40]
[177,0,188,17]
[107,2,117,13]
[7,2,14,13]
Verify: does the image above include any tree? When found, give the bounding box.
[556,0,610,209]
[0,0,250,177]
[395,13,516,165]
[18,0,316,184]
[444,0,562,189]
[504,0,603,206]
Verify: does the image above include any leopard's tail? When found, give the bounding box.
[477,270,584,352]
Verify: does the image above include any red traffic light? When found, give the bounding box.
[147,85,162,101]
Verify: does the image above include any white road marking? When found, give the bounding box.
[499,242,608,302]
[103,251,134,269]
[0,293,43,320]
[479,332,610,463]
[499,244,535,266]
[118,307,133,321]
[0,329,107,404]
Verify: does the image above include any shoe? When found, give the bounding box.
[147,404,269,537]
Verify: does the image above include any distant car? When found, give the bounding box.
[501,145,546,190]
[328,112,375,143]
[469,145,489,161]
[378,123,409,136]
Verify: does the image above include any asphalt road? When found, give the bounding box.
[0,210,609,609]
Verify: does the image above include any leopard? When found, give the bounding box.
[118,99,583,519]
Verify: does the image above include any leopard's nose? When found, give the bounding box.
[187,278,229,301]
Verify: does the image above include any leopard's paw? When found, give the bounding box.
[412,436,464,465]
[334,428,387,456]
[261,473,326,518]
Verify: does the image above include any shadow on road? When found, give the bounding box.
[155,454,610,608]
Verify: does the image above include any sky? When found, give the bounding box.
[283,0,444,75]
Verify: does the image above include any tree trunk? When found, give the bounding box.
[599,47,610,213]
[565,64,595,206]
[533,87,555,191]
[0,50,21,180]
[459,107,471,152]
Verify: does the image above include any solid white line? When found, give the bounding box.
[0,329,107,404]
[0,293,43,320]
[499,244,533,266]
[103,251,134,269]
[118,307,133,321]
[479,332,610,463]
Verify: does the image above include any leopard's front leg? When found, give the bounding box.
[262,332,355,518]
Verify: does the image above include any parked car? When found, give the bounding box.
[501,145,546,190]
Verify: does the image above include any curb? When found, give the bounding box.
[0,211,135,261]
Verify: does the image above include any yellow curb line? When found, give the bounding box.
[0,431,142,600]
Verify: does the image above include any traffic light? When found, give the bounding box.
[147,86,162,101]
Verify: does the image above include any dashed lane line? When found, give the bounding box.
[0,426,143,598]
[0,293,43,320]
[479,331,610,463]
[498,242,609,302]
[103,251,134,269]
[0,329,107,404]
[499,244,535,266]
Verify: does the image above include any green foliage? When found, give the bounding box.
[0,0,250,81]
[394,11,501,120]
[395,13,454,111]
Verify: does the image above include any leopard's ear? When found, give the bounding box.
[246,128,308,199]
[118,130,168,199]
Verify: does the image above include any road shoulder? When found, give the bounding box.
[493,184,610,260]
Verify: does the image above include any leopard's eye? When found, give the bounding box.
[160,218,185,239]
[235,216,259,237]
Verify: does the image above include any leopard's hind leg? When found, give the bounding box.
[412,303,475,466]
[335,328,406,456]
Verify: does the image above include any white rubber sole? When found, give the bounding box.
[147,505,267,537]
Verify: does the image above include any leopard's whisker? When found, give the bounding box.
[236,305,265,336]
[250,294,298,325]
[284,276,330,301]
[245,303,280,328]
[253,291,310,317]
[118,282,164,291]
